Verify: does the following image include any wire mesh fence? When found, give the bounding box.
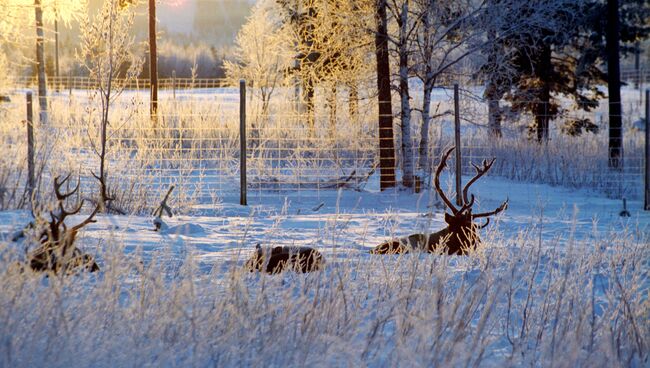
[0,78,647,213]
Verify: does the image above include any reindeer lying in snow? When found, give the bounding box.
[371,147,508,255]
[12,175,100,274]
[245,244,324,274]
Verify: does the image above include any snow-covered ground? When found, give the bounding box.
[0,83,648,366]
[0,173,648,367]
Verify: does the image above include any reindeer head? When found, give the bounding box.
[434,147,508,252]
[39,175,100,249]
[26,175,101,273]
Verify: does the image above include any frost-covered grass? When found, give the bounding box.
[1,174,649,367]
[0,83,647,366]
[0,206,647,367]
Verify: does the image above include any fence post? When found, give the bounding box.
[643,88,650,211]
[240,79,247,206]
[454,83,462,206]
[26,92,35,198]
[148,0,158,121]
[172,70,176,100]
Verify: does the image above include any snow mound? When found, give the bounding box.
[165,223,207,237]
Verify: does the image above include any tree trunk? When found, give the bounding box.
[34,0,47,124]
[418,5,434,172]
[398,1,414,188]
[348,82,358,124]
[486,29,502,137]
[304,76,315,134]
[328,85,337,139]
[375,0,396,190]
[534,43,551,142]
[606,0,622,168]
[487,97,502,138]
[419,82,433,172]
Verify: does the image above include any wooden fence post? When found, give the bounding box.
[240,79,247,206]
[148,0,158,121]
[26,92,35,198]
[172,70,176,100]
[454,83,462,206]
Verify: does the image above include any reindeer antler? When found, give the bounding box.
[52,175,98,233]
[472,198,508,219]
[434,147,459,215]
[462,158,495,206]
[458,193,475,214]
[477,218,490,229]
[54,174,80,201]
[52,175,83,224]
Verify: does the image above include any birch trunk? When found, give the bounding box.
[419,81,433,171]
[399,1,414,188]
[34,0,48,124]
[418,5,434,172]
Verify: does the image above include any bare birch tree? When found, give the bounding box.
[78,0,142,212]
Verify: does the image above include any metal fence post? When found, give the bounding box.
[643,89,650,211]
[26,92,35,198]
[454,83,462,206]
[240,79,247,206]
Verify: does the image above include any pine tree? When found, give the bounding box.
[482,0,649,142]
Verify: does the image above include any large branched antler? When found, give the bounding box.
[53,175,82,220]
[434,147,460,215]
[462,158,495,206]
[41,175,100,249]
[459,156,508,219]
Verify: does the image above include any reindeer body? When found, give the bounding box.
[371,147,507,256]
[371,214,482,255]
[29,246,99,274]
[246,245,324,274]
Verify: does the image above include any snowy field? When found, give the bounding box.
[0,170,648,367]
[0,84,648,367]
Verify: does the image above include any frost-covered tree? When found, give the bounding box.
[224,0,294,117]
[277,0,374,134]
[411,0,487,174]
[474,0,568,138]
[78,0,142,212]
[389,0,417,188]
[479,0,649,144]
[0,0,85,122]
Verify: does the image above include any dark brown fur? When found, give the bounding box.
[28,246,99,274]
[371,213,481,255]
[371,147,508,256]
[246,245,324,274]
